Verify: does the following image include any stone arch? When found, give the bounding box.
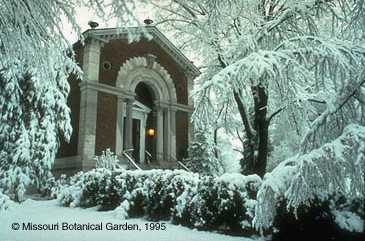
[116,56,177,103]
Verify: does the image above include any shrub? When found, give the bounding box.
[57,169,261,234]
[0,190,13,211]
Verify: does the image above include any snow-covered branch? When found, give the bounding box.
[253,124,365,231]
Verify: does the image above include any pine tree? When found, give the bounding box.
[0,59,73,201]
[184,130,224,176]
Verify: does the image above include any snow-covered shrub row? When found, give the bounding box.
[57,169,261,233]
[253,124,365,231]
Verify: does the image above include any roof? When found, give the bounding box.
[82,26,200,78]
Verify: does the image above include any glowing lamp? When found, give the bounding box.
[147,128,155,137]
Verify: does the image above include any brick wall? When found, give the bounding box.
[58,37,190,161]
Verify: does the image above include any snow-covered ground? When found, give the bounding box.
[0,199,261,241]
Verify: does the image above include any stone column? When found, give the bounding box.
[155,106,164,161]
[187,112,194,145]
[170,107,177,161]
[115,96,125,155]
[125,98,134,150]
[163,107,171,160]
[187,72,194,107]
[78,38,101,170]
[186,72,195,144]
[139,114,147,163]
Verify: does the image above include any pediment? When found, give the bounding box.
[83,26,200,78]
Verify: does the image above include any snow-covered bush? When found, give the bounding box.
[56,169,261,234]
[175,174,261,233]
[58,169,112,208]
[0,190,14,211]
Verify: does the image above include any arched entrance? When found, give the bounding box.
[134,82,156,162]
[115,56,177,163]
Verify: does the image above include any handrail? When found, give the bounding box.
[177,161,192,172]
[145,150,152,164]
[122,149,142,170]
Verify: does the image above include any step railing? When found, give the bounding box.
[160,154,192,172]
[145,150,152,164]
[177,161,192,172]
[118,150,191,172]
[121,149,142,170]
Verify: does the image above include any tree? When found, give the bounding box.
[184,130,224,176]
[253,123,365,231]
[0,0,149,201]
[0,60,73,202]
[153,0,365,177]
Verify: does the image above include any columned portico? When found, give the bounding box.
[55,26,201,174]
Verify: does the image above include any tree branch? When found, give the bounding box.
[267,106,285,124]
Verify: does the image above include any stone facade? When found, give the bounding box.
[55,26,199,175]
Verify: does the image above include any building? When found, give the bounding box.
[54,23,200,175]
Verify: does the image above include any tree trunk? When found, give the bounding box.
[218,54,269,177]
[252,85,269,177]
[233,91,256,174]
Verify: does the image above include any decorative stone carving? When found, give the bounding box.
[116,56,177,103]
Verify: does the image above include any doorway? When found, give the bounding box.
[132,119,141,161]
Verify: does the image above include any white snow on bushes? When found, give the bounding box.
[332,210,364,233]
[56,169,262,232]
[0,191,14,211]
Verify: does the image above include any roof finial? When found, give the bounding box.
[144,18,153,25]
[88,21,99,29]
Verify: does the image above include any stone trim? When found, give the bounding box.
[83,26,200,77]
[79,81,192,112]
[116,56,177,103]
[79,81,134,99]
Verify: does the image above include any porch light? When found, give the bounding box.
[147,128,155,137]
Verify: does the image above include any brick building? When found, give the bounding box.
[55,24,200,174]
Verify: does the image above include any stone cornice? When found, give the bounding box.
[79,81,135,99]
[82,26,201,78]
[79,80,193,113]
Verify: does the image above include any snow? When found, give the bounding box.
[0,199,262,241]
[332,210,364,233]
[0,192,13,211]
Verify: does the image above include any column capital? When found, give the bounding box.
[125,97,135,104]
[154,104,164,112]
[169,106,178,113]
[84,35,107,48]
[154,100,169,108]
[116,94,125,101]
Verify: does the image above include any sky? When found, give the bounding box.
[62,2,202,67]
[62,3,152,43]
